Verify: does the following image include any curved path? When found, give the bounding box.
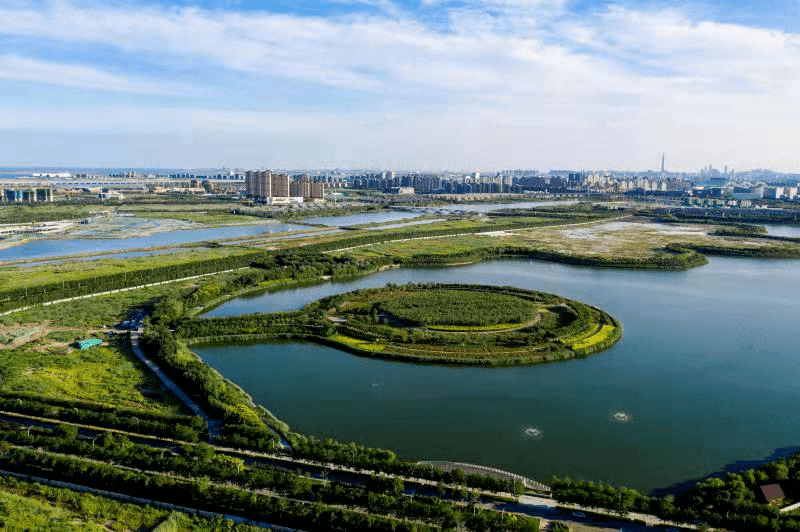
[418,460,550,492]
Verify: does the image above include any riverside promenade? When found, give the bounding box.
[418,460,551,492]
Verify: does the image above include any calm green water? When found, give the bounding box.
[195,258,800,492]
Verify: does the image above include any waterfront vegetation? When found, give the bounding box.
[3,201,800,528]
[551,448,800,531]
[177,284,621,365]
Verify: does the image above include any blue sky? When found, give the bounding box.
[1,0,800,171]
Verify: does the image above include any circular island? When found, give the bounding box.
[313,283,621,365]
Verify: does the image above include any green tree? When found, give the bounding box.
[54,424,78,440]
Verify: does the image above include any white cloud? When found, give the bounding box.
[0,1,799,169]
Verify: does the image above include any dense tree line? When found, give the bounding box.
[139,324,281,445]
[0,251,269,312]
[646,208,800,224]
[0,446,432,531]
[250,252,392,281]
[0,428,540,531]
[392,245,708,270]
[667,242,800,259]
[177,310,321,339]
[0,392,205,441]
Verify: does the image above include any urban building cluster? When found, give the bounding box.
[346,170,694,195]
[350,171,520,194]
[2,160,799,211]
[244,170,325,205]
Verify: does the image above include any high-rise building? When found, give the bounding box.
[245,170,290,199]
[270,173,290,198]
[310,182,325,199]
[245,170,271,198]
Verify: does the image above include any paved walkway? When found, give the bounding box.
[129,329,220,442]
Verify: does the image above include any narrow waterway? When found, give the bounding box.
[765,223,800,238]
[299,200,577,227]
[0,222,305,261]
[195,257,800,492]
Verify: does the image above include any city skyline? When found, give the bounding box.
[2,0,800,171]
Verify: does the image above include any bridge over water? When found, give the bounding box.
[418,461,551,493]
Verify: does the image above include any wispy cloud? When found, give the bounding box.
[0,53,191,95]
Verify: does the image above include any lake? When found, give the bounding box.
[195,257,800,492]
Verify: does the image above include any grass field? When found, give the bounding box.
[0,274,248,413]
[332,234,499,260]
[0,335,184,414]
